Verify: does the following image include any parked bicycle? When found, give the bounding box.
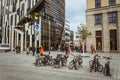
[34,53,52,66]
[89,55,103,72]
[61,54,68,66]
[50,54,63,68]
[50,54,68,68]
[69,54,83,70]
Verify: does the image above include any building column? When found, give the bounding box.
[117,11,120,52]
[2,27,5,44]
[6,27,8,44]
[86,15,95,52]
[9,26,13,50]
[30,26,32,47]
[16,32,19,46]
[14,31,16,46]
[39,16,41,47]
[21,34,23,51]
[9,27,11,50]
[11,27,14,50]
[102,13,110,52]
[25,31,27,51]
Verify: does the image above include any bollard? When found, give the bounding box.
[104,61,111,76]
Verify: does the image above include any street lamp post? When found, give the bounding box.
[34,16,38,55]
[39,16,41,47]
[34,13,41,55]
[48,21,51,54]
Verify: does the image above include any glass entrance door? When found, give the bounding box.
[110,30,117,50]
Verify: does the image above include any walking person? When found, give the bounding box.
[15,45,20,53]
[32,46,36,56]
[39,46,44,56]
[90,45,96,54]
[37,46,40,54]
[67,46,71,56]
[26,46,29,55]
[15,45,18,53]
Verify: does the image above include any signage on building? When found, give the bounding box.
[35,23,40,30]
[35,22,40,40]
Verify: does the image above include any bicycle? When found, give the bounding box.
[69,54,83,70]
[34,53,52,66]
[89,57,103,72]
[61,54,68,66]
[50,54,63,68]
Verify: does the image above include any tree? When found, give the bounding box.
[77,24,92,55]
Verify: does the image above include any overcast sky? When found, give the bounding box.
[65,0,86,32]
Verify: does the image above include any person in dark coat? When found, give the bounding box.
[32,46,36,56]
[37,46,40,54]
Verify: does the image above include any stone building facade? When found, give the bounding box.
[86,0,120,52]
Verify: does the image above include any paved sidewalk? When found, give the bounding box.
[0,51,120,80]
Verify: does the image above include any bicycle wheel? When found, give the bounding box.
[69,61,74,69]
[59,61,62,68]
[98,64,103,72]
[75,62,80,70]
[89,60,93,66]
[50,59,55,66]
[62,59,67,66]
[78,59,83,65]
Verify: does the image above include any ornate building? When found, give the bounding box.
[86,0,120,52]
[1,0,65,51]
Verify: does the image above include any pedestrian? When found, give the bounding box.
[58,45,61,52]
[37,46,40,54]
[51,46,53,51]
[90,45,96,54]
[39,46,44,56]
[32,46,35,56]
[67,46,71,56]
[15,45,20,53]
[26,46,29,55]
[15,45,18,53]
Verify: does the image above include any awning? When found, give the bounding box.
[17,17,33,26]
[14,28,24,35]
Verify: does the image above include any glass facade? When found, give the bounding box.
[31,0,65,50]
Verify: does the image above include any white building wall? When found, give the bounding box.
[64,19,71,45]
[1,0,38,51]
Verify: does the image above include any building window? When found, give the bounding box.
[108,12,117,23]
[28,0,31,10]
[13,4,16,12]
[11,15,13,25]
[13,0,17,4]
[95,0,101,8]
[95,14,102,24]
[15,15,17,25]
[109,0,115,6]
